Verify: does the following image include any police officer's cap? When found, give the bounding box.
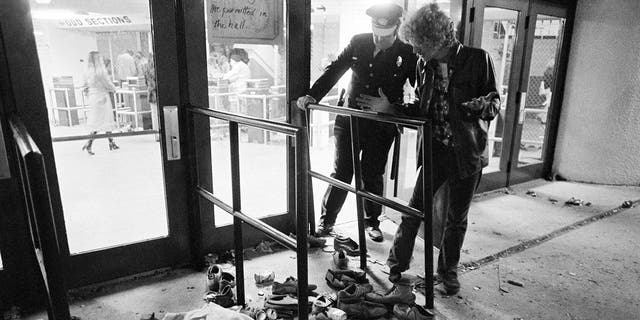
[366,2,403,36]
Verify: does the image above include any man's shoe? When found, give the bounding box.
[315,223,334,236]
[366,226,383,242]
[365,280,416,305]
[442,274,460,295]
[333,235,359,256]
[393,303,434,320]
[333,250,349,270]
[203,284,235,308]
[337,300,387,319]
[325,269,368,290]
[272,276,318,295]
[337,283,373,303]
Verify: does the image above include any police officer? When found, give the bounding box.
[297,2,417,242]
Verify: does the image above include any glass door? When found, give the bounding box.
[183,0,300,254]
[23,0,191,287]
[509,3,567,184]
[470,0,568,190]
[470,0,529,192]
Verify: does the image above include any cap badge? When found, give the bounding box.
[396,56,403,67]
[376,18,389,26]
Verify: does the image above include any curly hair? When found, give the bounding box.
[400,3,457,50]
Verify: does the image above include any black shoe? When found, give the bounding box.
[108,139,119,150]
[441,273,460,295]
[388,272,402,283]
[333,235,359,256]
[82,141,95,155]
[366,226,383,242]
[315,223,334,236]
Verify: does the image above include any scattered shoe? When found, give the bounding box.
[337,283,374,303]
[332,250,349,270]
[365,280,415,305]
[308,234,327,248]
[264,294,315,311]
[388,272,402,283]
[325,269,368,289]
[333,235,359,256]
[272,276,318,296]
[337,300,387,319]
[393,303,434,320]
[255,271,276,285]
[316,223,334,236]
[206,264,223,292]
[366,226,383,242]
[203,284,235,308]
[441,273,460,295]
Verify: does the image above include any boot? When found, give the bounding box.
[108,135,119,150]
[82,132,96,155]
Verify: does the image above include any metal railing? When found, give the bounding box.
[186,106,311,320]
[8,115,70,320]
[306,103,435,310]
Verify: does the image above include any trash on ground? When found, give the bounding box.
[473,286,481,291]
[507,280,524,287]
[549,198,559,204]
[500,287,510,293]
[622,200,634,208]
[526,190,537,197]
[565,197,589,206]
[255,241,274,253]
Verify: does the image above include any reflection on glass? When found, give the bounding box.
[479,8,519,174]
[518,15,565,166]
[30,1,168,253]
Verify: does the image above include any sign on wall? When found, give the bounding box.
[206,0,282,44]
[56,15,150,31]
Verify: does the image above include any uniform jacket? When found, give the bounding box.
[407,44,500,178]
[308,33,418,110]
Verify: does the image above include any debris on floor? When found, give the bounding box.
[526,190,537,197]
[507,280,524,287]
[255,241,275,254]
[621,200,634,208]
[549,198,559,204]
[565,197,591,206]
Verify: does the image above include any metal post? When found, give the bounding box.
[229,122,245,305]
[304,109,315,235]
[349,116,368,270]
[295,129,310,320]
[422,123,434,309]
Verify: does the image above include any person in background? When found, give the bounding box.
[538,59,555,124]
[134,51,149,77]
[103,58,113,79]
[115,49,136,82]
[358,3,500,294]
[82,51,120,155]
[222,48,251,94]
[296,2,418,242]
[144,53,159,142]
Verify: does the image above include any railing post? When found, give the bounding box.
[295,129,309,320]
[422,122,434,309]
[348,116,368,270]
[229,121,245,305]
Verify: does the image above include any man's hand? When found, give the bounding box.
[296,95,317,110]
[461,91,500,111]
[356,88,393,113]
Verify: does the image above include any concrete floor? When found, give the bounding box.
[19,179,640,319]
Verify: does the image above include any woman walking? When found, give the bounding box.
[82,51,119,155]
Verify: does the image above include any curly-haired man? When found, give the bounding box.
[357,3,500,294]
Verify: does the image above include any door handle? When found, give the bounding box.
[163,106,181,160]
[518,91,527,124]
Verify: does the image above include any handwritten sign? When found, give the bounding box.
[206,0,281,44]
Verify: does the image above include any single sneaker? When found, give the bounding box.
[365,281,415,305]
[206,264,223,292]
[337,283,374,303]
[337,300,387,319]
[393,303,434,320]
[272,276,318,295]
[203,284,235,308]
[333,235,359,256]
[366,226,383,242]
[315,222,334,236]
[332,250,349,270]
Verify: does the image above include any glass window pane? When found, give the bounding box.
[478,7,520,174]
[519,15,565,166]
[30,0,168,254]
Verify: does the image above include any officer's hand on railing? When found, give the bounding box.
[296,95,316,110]
[356,88,393,113]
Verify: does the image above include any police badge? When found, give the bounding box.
[396,56,403,67]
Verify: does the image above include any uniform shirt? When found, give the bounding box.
[308,33,418,110]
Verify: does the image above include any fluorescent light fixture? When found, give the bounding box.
[30,9,83,20]
[35,0,52,4]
